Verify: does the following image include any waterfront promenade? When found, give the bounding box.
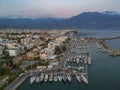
[4,68,85,90]
[4,73,29,90]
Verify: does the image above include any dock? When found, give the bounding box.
[97,40,120,56]
[4,74,29,90]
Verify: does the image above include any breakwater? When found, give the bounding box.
[97,40,120,56]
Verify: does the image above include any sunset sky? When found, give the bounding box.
[0,0,120,18]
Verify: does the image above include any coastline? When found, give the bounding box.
[86,36,120,56]
[4,74,29,90]
[97,40,120,56]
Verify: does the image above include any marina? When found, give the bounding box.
[18,41,120,90]
[17,30,120,90]
[28,35,90,85]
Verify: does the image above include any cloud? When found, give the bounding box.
[0,0,120,18]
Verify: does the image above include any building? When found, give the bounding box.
[26,51,38,58]
[56,36,68,44]
[40,48,55,60]
[21,37,31,44]
[39,52,47,60]
[48,40,60,49]
[9,49,19,56]
[24,43,34,50]
[36,66,46,69]
[6,43,17,49]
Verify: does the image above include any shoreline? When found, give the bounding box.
[4,73,29,90]
[87,36,120,56]
[97,40,120,56]
[14,75,29,90]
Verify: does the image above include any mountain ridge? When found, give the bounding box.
[0,11,120,29]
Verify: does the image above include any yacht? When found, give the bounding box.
[63,75,67,82]
[80,60,83,63]
[67,58,70,62]
[58,74,62,82]
[73,59,76,62]
[81,73,88,84]
[75,74,81,82]
[30,76,36,84]
[49,74,53,82]
[77,58,79,64]
[40,74,44,82]
[88,57,91,64]
[44,75,48,82]
[54,75,58,82]
[67,74,72,82]
[84,59,87,64]
[35,75,40,83]
[96,43,101,49]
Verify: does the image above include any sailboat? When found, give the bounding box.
[54,75,58,82]
[44,75,48,82]
[40,74,44,82]
[63,75,67,82]
[81,73,88,84]
[49,74,53,82]
[87,57,91,64]
[67,74,72,82]
[58,74,62,82]
[30,61,36,84]
[30,76,36,84]
[35,75,40,83]
[81,64,88,84]
[75,74,81,82]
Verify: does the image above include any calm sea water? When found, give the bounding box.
[18,30,120,90]
[106,39,120,50]
[77,29,120,38]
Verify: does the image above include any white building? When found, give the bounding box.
[48,40,60,49]
[21,37,31,44]
[9,49,19,56]
[56,36,68,44]
[40,48,55,60]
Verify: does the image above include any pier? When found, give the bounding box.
[97,40,120,56]
[4,74,29,90]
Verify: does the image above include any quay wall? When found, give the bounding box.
[98,40,120,56]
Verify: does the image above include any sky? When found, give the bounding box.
[0,0,120,18]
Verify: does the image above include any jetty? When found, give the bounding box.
[4,73,29,90]
[97,40,120,56]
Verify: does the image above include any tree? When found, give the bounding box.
[0,67,4,75]
[46,38,51,44]
[62,45,66,51]
[4,68,10,74]
[9,58,13,67]
[55,46,62,55]
[24,46,27,51]
[0,67,10,75]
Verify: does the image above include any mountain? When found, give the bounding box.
[0,11,120,29]
[65,11,120,29]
